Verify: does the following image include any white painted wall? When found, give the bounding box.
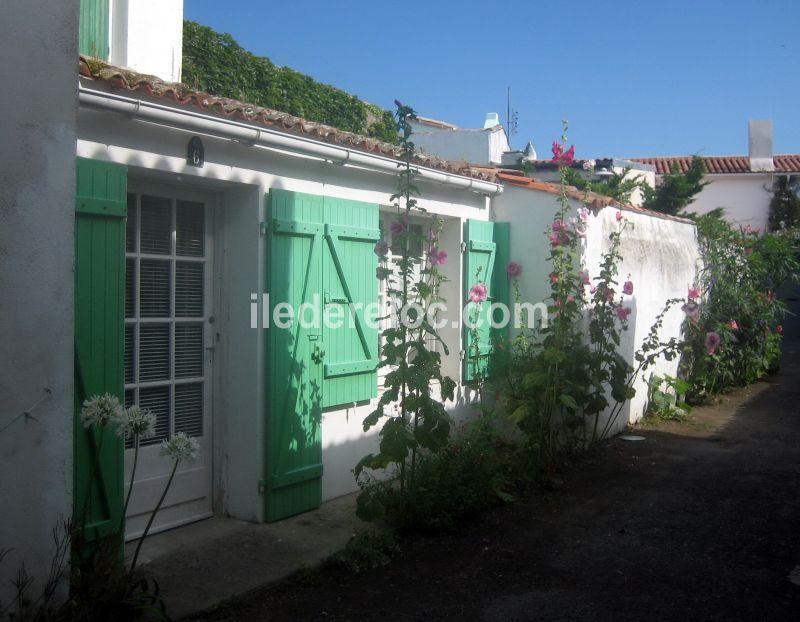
[110,0,183,82]
[77,102,490,519]
[681,173,773,231]
[413,126,510,165]
[0,0,78,606]
[493,186,700,435]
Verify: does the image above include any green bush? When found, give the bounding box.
[357,416,520,533]
[681,210,798,401]
[330,529,399,574]
[182,21,398,143]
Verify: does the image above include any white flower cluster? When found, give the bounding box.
[80,393,124,429]
[80,394,156,441]
[160,432,200,463]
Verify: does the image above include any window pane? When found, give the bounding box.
[125,258,136,318]
[126,194,137,253]
[175,262,204,316]
[138,386,170,446]
[176,201,204,257]
[139,323,170,382]
[174,383,203,438]
[139,259,170,317]
[175,323,203,378]
[140,195,171,254]
[125,324,135,384]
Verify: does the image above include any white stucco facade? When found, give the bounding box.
[110,0,183,82]
[77,91,494,525]
[0,0,79,606]
[410,121,511,166]
[492,185,700,435]
[681,173,774,231]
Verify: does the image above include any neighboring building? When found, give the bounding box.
[410,113,513,166]
[632,121,800,231]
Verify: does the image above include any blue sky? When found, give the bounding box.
[185,0,799,158]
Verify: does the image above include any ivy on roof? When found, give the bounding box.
[182,21,398,144]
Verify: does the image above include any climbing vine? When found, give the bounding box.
[182,21,398,143]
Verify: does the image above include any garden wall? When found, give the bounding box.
[493,180,700,434]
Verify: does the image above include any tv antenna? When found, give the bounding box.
[506,87,519,141]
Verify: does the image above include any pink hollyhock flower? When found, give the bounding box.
[551,141,564,159]
[552,218,565,232]
[469,283,487,303]
[578,270,590,285]
[728,320,738,330]
[558,145,575,167]
[567,295,575,303]
[777,325,783,333]
[623,280,634,295]
[374,240,389,257]
[589,285,596,294]
[577,207,590,222]
[549,232,560,247]
[606,288,616,301]
[429,249,448,266]
[705,331,721,355]
[615,210,623,222]
[681,301,700,322]
[506,261,522,278]
[688,285,701,300]
[549,272,558,284]
[390,220,406,236]
[616,306,632,321]
[575,222,588,237]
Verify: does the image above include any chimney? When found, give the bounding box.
[748,120,774,172]
[483,112,501,129]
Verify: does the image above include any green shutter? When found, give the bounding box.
[264,190,380,520]
[265,190,325,522]
[321,196,380,407]
[74,157,126,541]
[463,220,509,382]
[79,0,109,59]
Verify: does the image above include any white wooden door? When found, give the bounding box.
[123,184,214,539]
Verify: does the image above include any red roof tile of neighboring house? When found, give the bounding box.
[630,155,800,175]
[78,56,494,182]
[494,171,694,224]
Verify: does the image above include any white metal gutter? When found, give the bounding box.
[78,83,503,196]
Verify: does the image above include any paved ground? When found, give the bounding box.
[138,493,365,618]
[180,355,800,621]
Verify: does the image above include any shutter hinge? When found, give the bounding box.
[258,479,268,494]
[460,241,467,253]
[259,221,269,236]
[459,349,465,361]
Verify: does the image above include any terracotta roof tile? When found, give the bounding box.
[631,155,800,175]
[78,56,494,182]
[494,171,694,224]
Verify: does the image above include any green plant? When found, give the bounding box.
[680,211,798,401]
[357,414,519,532]
[181,21,398,143]
[329,529,399,574]
[354,102,457,523]
[642,156,707,215]
[564,166,646,205]
[646,374,692,421]
[769,175,800,231]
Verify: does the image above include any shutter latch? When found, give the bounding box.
[460,241,467,253]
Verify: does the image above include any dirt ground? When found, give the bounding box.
[185,359,800,621]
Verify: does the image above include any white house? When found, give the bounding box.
[632,121,800,231]
[1,0,701,605]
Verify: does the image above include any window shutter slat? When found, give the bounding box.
[174,383,203,437]
[175,323,203,378]
[139,259,170,317]
[175,262,204,317]
[139,323,170,382]
[139,195,171,254]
